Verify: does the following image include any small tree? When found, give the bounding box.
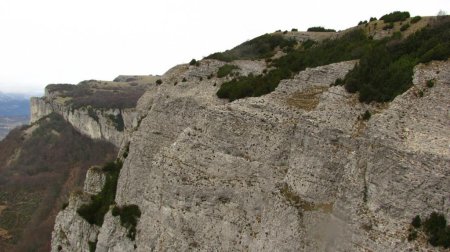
[362,110,371,121]
[412,215,422,228]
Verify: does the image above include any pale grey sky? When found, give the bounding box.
[0,0,447,94]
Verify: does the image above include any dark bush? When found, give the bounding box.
[358,21,368,25]
[411,16,422,24]
[307,26,336,32]
[217,64,239,78]
[206,34,296,62]
[412,215,422,228]
[423,212,450,248]
[426,79,435,88]
[291,28,298,32]
[400,23,410,31]
[189,59,197,65]
[361,110,371,120]
[383,23,394,30]
[155,79,163,85]
[112,204,141,240]
[370,17,377,22]
[408,229,418,241]
[380,11,410,23]
[106,114,124,132]
[88,241,97,252]
[87,107,99,122]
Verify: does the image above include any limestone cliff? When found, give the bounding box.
[49,53,450,251]
[29,78,156,147]
[30,96,136,147]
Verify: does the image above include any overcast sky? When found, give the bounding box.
[0,0,447,94]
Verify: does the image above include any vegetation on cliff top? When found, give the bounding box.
[206,34,296,62]
[46,80,147,110]
[307,26,336,32]
[343,16,450,102]
[217,28,371,101]
[216,14,450,103]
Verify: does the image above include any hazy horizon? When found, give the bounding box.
[0,0,448,95]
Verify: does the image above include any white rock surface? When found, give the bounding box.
[51,59,450,252]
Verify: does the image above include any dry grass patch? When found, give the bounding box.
[280,183,334,214]
[286,86,329,110]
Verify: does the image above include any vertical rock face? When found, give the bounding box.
[51,166,109,252]
[51,59,450,251]
[51,192,100,252]
[83,166,107,195]
[30,96,137,147]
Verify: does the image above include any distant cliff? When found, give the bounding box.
[30,77,159,147]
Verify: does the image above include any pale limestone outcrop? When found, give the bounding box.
[51,59,450,252]
[51,192,100,252]
[83,166,107,195]
[30,96,137,147]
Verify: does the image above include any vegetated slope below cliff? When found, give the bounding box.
[0,113,117,252]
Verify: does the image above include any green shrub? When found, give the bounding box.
[409,212,450,248]
[307,26,336,32]
[418,90,424,97]
[408,229,418,241]
[361,110,371,120]
[189,59,197,65]
[426,79,435,88]
[423,212,450,248]
[358,20,368,25]
[383,22,394,30]
[217,64,239,78]
[370,17,377,22]
[87,107,99,122]
[392,31,402,39]
[411,16,422,24]
[155,79,163,85]
[206,34,296,62]
[343,17,450,102]
[291,28,298,32]
[112,205,141,240]
[380,11,410,23]
[77,160,122,226]
[412,215,422,228]
[106,114,124,132]
[400,23,410,31]
[88,241,97,252]
[332,78,344,86]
